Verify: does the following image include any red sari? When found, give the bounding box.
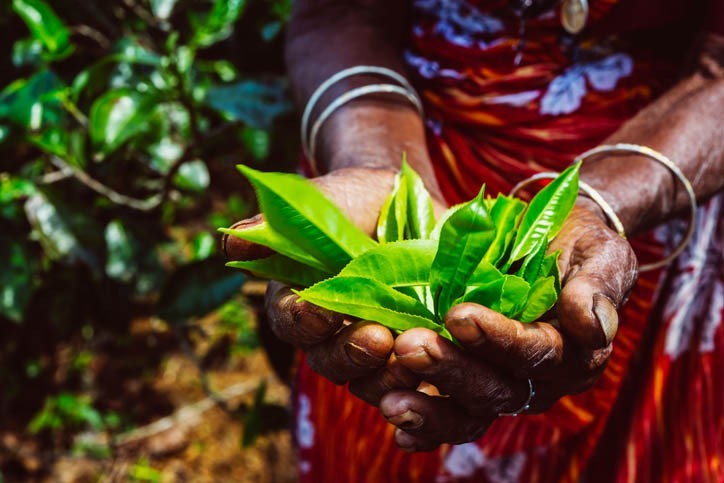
[293,1,724,481]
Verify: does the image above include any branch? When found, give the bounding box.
[48,156,163,211]
[114,380,262,446]
[71,25,111,49]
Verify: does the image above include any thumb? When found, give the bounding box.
[556,231,637,350]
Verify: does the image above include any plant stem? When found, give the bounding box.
[48,156,162,211]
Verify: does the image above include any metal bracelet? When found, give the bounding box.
[307,83,423,175]
[301,66,420,166]
[510,144,697,272]
[576,144,697,271]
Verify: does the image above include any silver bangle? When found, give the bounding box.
[510,143,697,272]
[307,83,423,175]
[576,144,697,271]
[301,66,419,162]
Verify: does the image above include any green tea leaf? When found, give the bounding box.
[27,126,68,157]
[0,70,64,130]
[339,239,437,287]
[540,250,561,294]
[238,166,377,272]
[430,203,465,240]
[401,160,435,239]
[204,80,291,129]
[500,275,530,317]
[105,219,138,282]
[377,174,407,243]
[430,188,496,316]
[508,163,580,264]
[460,278,504,310]
[89,89,159,155]
[467,259,504,286]
[460,274,529,318]
[12,0,73,60]
[72,38,163,101]
[240,127,270,160]
[190,0,246,47]
[227,255,328,287]
[516,236,547,284]
[24,191,99,268]
[0,238,35,323]
[296,277,450,339]
[518,276,557,323]
[484,195,526,266]
[219,223,330,273]
[150,0,178,20]
[12,37,43,68]
[173,160,210,192]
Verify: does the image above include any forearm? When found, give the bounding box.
[581,33,724,235]
[285,0,441,198]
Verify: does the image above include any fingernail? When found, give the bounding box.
[593,294,618,346]
[449,315,484,345]
[387,409,423,430]
[396,348,433,371]
[344,342,386,367]
[222,215,272,260]
[296,303,342,338]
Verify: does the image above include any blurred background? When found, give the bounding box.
[0,0,298,480]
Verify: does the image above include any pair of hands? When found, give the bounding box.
[224,167,637,452]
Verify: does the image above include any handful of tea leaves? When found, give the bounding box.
[221,162,580,341]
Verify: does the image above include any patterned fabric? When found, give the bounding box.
[293,1,724,481]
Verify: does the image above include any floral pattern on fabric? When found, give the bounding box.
[540,53,633,115]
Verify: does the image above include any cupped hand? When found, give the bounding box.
[223,167,441,394]
[379,202,638,452]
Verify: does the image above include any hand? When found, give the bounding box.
[378,202,638,452]
[224,167,442,395]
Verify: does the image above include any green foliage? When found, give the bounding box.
[1,0,294,325]
[238,166,377,271]
[218,296,259,352]
[506,163,580,266]
[128,457,162,483]
[12,0,73,61]
[226,162,580,340]
[430,188,495,316]
[241,380,267,447]
[295,277,447,337]
[28,392,112,434]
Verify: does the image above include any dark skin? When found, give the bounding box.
[225,0,724,452]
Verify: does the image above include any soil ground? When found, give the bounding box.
[0,292,297,482]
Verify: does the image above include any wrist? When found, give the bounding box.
[578,153,673,236]
[574,195,609,223]
[321,99,444,201]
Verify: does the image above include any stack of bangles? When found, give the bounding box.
[303,67,697,273]
[300,66,424,177]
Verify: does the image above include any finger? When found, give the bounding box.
[222,214,274,261]
[380,390,491,451]
[558,234,636,349]
[265,282,344,348]
[348,353,421,406]
[445,303,564,379]
[306,321,394,385]
[393,328,531,416]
